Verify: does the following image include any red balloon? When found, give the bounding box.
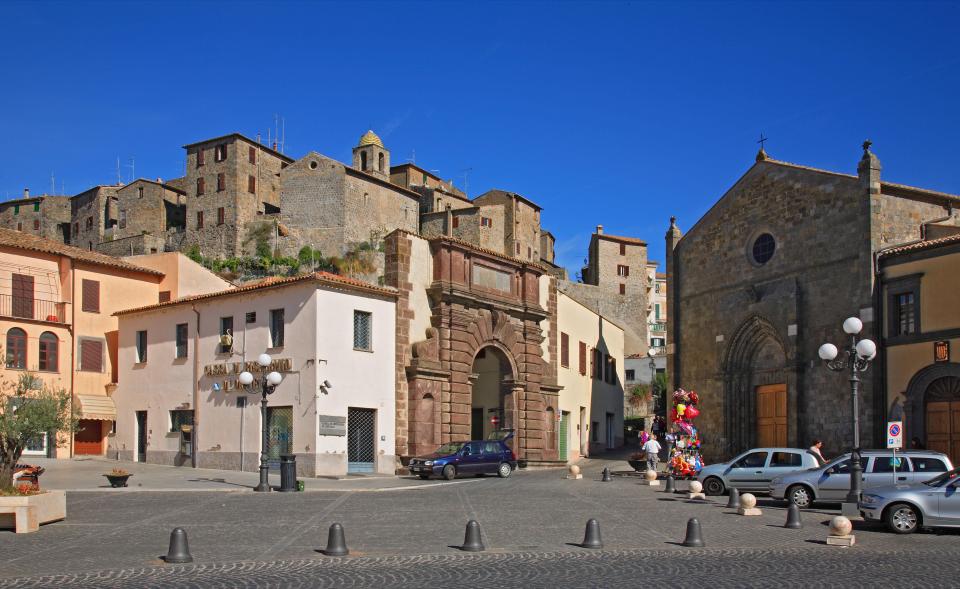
[685,406,700,420]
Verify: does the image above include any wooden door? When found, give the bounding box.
[756,384,787,447]
[74,419,103,455]
[926,401,960,466]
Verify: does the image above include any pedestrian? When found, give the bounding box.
[642,434,662,473]
[808,439,828,465]
[910,437,925,450]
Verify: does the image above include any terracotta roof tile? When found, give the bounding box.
[0,228,164,276]
[878,233,960,258]
[597,233,647,246]
[114,271,397,316]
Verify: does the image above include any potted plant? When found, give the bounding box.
[104,468,132,488]
[627,451,647,472]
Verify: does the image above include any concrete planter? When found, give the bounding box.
[0,490,67,534]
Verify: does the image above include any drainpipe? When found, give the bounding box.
[191,304,201,468]
[68,258,76,459]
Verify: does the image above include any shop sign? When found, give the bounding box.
[204,358,293,392]
[318,415,347,436]
[934,341,950,363]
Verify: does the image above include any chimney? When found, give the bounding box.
[857,139,882,195]
[156,177,163,184]
[596,224,603,235]
[23,188,29,198]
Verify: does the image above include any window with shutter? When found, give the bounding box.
[39,332,58,371]
[269,309,284,347]
[248,175,256,194]
[560,332,569,368]
[197,149,205,167]
[11,273,35,319]
[33,220,39,231]
[82,279,100,313]
[197,177,205,196]
[80,339,103,372]
[158,291,171,303]
[6,328,26,369]
[217,207,225,225]
[197,211,204,229]
[175,323,188,358]
[579,342,586,375]
[249,146,257,164]
[217,173,225,192]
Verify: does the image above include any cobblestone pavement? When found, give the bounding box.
[2,462,958,587]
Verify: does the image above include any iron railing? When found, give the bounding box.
[0,294,68,323]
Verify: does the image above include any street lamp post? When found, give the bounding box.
[239,353,284,493]
[647,350,659,415]
[818,316,877,515]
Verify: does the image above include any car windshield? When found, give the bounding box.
[435,442,465,455]
[923,467,960,487]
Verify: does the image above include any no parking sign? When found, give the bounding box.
[887,421,903,449]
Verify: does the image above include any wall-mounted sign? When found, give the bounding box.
[318,415,347,436]
[203,358,293,392]
[934,341,950,363]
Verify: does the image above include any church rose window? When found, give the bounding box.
[752,233,776,265]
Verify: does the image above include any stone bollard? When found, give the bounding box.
[460,520,485,552]
[601,467,612,482]
[664,475,676,493]
[682,518,705,548]
[737,493,762,516]
[826,516,855,547]
[566,464,583,480]
[580,519,603,549]
[784,502,802,529]
[640,469,660,486]
[322,523,349,556]
[164,528,193,564]
[688,480,706,500]
[726,487,740,509]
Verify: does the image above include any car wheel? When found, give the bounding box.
[703,477,725,496]
[886,503,920,534]
[442,465,456,481]
[497,462,512,478]
[417,474,430,480]
[787,485,813,509]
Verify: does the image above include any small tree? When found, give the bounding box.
[0,374,75,489]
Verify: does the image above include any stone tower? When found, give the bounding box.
[665,216,682,391]
[352,130,390,179]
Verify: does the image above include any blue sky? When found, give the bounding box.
[2,1,958,274]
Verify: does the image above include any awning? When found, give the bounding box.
[76,395,116,421]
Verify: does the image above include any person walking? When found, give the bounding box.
[643,434,662,473]
[808,440,828,465]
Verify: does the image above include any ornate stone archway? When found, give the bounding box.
[903,362,960,448]
[720,315,794,455]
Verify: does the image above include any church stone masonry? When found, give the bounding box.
[667,144,960,462]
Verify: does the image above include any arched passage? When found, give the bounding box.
[721,315,789,455]
[469,346,514,440]
[905,362,960,465]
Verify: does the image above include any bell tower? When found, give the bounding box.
[352,129,390,179]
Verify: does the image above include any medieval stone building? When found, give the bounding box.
[0,190,71,242]
[667,143,960,461]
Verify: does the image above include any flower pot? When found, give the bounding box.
[104,474,132,488]
[628,459,646,472]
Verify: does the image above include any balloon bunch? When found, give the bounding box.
[668,388,705,477]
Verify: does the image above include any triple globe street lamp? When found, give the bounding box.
[817,316,877,513]
[238,353,284,493]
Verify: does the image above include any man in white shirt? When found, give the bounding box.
[642,434,662,473]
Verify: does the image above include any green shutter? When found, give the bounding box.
[559,412,570,461]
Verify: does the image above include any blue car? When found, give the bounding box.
[408,436,517,480]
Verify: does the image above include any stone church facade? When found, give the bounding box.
[667,143,960,461]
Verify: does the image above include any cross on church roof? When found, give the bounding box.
[755,133,770,162]
[757,133,768,149]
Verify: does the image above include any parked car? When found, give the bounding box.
[697,447,819,495]
[859,467,960,534]
[769,450,954,508]
[408,437,517,480]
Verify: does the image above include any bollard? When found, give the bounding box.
[601,467,612,482]
[460,520,485,552]
[664,475,675,493]
[726,487,740,509]
[164,528,193,564]
[784,502,802,529]
[681,518,705,548]
[322,523,349,556]
[580,519,603,549]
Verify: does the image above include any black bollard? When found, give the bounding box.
[664,475,675,493]
[580,518,603,549]
[165,528,193,564]
[322,523,349,556]
[784,502,802,529]
[682,518,705,548]
[726,487,740,509]
[460,520,485,552]
[601,467,612,482]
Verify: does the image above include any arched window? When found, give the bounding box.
[6,328,26,369]
[378,152,384,172]
[39,332,58,372]
[360,151,368,171]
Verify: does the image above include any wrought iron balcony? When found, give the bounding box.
[649,321,666,333]
[0,295,68,323]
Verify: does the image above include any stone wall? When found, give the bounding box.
[71,186,118,249]
[278,152,348,258]
[0,196,71,242]
[559,280,648,356]
[112,180,184,242]
[95,233,168,257]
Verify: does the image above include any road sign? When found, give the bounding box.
[887,421,903,449]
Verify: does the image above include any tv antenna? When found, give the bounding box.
[461,167,473,194]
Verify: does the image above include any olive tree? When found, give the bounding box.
[0,373,75,488]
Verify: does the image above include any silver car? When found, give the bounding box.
[769,450,954,508]
[859,467,960,533]
[697,447,820,496]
